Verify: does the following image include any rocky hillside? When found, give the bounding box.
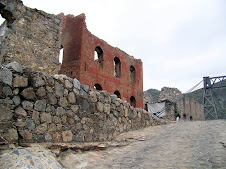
[143,87,182,104]
[143,89,160,103]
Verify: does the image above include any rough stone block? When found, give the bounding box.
[21,87,35,100]
[56,107,66,116]
[52,132,62,142]
[12,96,21,106]
[68,92,76,104]
[48,123,57,132]
[73,78,81,90]
[59,97,68,108]
[65,80,73,89]
[44,133,52,142]
[125,108,128,117]
[41,112,52,123]
[0,105,13,121]
[82,99,90,111]
[36,87,46,97]
[81,84,89,92]
[36,123,47,134]
[26,119,35,131]
[85,134,92,142]
[89,91,97,102]
[19,130,33,141]
[4,128,18,142]
[104,104,111,114]
[32,111,40,125]
[15,106,27,117]
[13,76,28,87]
[0,67,12,86]
[30,73,45,87]
[71,105,79,113]
[47,93,57,105]
[22,101,33,110]
[2,86,12,96]
[5,61,23,73]
[67,118,75,125]
[15,118,26,128]
[62,130,73,142]
[55,81,64,97]
[66,110,74,117]
[97,102,104,112]
[34,99,46,111]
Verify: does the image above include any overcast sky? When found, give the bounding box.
[14,1,226,92]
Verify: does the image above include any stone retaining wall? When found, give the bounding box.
[0,62,162,144]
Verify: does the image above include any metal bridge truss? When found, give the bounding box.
[203,76,226,120]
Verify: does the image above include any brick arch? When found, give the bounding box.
[114,90,121,99]
[94,83,103,91]
[130,96,136,107]
[94,46,104,68]
[114,57,121,78]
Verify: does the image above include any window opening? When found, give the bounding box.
[114,57,121,78]
[130,96,136,107]
[114,90,121,99]
[0,3,15,28]
[94,46,103,68]
[130,65,136,83]
[59,45,63,64]
[94,83,102,91]
[0,16,6,36]
[94,51,98,60]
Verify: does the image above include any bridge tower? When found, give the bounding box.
[203,76,226,120]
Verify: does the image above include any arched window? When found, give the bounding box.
[94,46,103,68]
[114,90,121,99]
[94,83,102,91]
[130,66,136,83]
[130,96,136,107]
[114,57,121,78]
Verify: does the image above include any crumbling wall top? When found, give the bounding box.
[0,0,62,75]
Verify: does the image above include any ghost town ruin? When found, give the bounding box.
[59,14,143,108]
[0,0,204,146]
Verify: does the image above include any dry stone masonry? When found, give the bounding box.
[0,62,162,144]
[0,0,62,75]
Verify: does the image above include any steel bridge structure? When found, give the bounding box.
[203,76,226,120]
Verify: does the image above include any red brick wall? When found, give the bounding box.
[60,14,143,108]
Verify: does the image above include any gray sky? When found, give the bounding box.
[12,1,226,92]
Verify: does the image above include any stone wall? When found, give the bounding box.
[0,62,162,144]
[177,97,204,121]
[0,0,62,75]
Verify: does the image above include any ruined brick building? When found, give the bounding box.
[59,14,143,108]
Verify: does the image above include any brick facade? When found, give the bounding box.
[60,14,143,108]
